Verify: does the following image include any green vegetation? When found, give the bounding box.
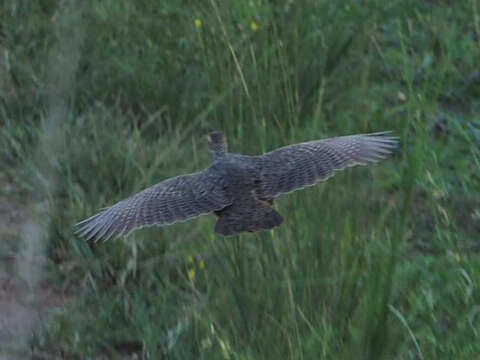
[1,0,479,358]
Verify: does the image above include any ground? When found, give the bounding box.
[0,174,71,359]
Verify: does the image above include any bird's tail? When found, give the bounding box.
[215,201,283,236]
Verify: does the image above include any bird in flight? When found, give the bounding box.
[76,131,398,241]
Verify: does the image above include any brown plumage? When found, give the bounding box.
[76,131,398,240]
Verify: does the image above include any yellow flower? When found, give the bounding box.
[250,21,259,32]
[188,268,196,280]
[199,260,206,269]
[195,18,202,28]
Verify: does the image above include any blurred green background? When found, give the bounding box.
[1,0,479,358]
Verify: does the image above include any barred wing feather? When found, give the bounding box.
[257,132,398,198]
[75,169,231,242]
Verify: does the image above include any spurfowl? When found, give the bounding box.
[76,131,398,241]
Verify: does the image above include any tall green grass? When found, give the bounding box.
[1,0,479,358]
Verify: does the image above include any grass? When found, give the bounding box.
[1,0,480,358]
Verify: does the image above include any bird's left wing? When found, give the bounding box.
[255,132,398,198]
[75,168,231,242]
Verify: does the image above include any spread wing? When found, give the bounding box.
[75,168,232,242]
[256,132,398,198]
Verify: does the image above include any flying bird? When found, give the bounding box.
[76,131,398,241]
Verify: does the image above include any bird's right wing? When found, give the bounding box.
[75,168,232,242]
[256,132,398,198]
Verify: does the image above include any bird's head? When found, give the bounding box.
[207,131,228,156]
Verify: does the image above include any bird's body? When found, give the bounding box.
[76,131,398,241]
[208,153,283,235]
